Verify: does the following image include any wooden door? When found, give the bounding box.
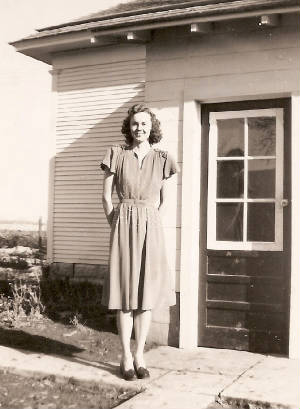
[199,99,291,355]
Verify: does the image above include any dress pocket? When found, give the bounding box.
[111,207,120,225]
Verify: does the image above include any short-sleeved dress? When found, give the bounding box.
[100,144,178,311]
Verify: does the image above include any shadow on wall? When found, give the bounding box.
[43,57,180,345]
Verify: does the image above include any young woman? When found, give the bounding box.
[100,104,178,381]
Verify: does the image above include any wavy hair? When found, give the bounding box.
[121,104,163,145]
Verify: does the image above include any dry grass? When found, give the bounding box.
[0,272,45,328]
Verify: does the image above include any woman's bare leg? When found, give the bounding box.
[133,309,152,367]
[117,310,134,370]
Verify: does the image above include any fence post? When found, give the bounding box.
[38,217,42,250]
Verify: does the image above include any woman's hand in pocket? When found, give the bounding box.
[108,208,115,226]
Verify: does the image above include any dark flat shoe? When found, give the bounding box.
[134,362,150,379]
[120,361,136,381]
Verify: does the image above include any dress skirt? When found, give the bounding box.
[101,199,176,311]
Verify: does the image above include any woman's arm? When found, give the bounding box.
[102,171,115,226]
[158,180,169,216]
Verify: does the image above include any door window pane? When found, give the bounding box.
[247,203,275,242]
[216,203,243,241]
[248,117,276,156]
[217,118,244,157]
[217,160,244,198]
[248,159,275,198]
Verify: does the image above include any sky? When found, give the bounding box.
[0,0,129,223]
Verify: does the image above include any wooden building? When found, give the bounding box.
[11,0,300,357]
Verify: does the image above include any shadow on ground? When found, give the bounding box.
[0,327,83,356]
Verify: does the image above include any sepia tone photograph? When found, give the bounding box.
[0,0,299,408]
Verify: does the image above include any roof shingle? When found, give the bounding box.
[39,0,223,31]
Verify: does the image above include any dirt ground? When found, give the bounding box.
[0,317,148,409]
[0,316,128,363]
[0,369,137,409]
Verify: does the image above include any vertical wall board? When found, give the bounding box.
[47,70,58,263]
[289,95,300,359]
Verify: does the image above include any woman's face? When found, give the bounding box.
[130,112,152,144]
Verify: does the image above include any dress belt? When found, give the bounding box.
[120,198,155,207]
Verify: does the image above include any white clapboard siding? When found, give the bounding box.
[52,54,145,264]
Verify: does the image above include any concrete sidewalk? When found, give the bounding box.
[0,345,299,409]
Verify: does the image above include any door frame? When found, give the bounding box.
[289,95,300,358]
[178,97,294,353]
[199,98,291,353]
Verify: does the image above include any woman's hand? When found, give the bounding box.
[107,207,115,226]
[158,202,166,217]
[158,182,168,217]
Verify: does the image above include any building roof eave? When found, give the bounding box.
[10,31,121,64]
[10,0,300,64]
